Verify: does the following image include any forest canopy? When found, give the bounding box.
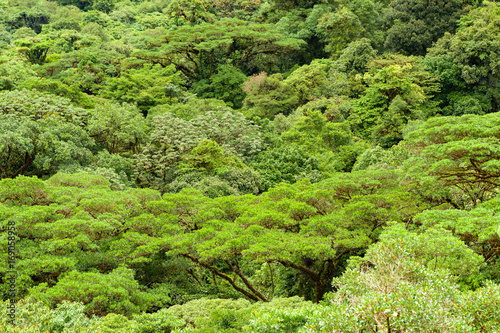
[1,0,500,332]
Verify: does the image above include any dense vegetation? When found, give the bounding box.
[1,0,500,331]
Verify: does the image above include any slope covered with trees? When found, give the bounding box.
[1,0,500,331]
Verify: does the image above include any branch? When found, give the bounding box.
[278,259,320,281]
[182,254,261,302]
[225,259,268,302]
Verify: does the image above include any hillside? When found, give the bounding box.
[1,0,500,332]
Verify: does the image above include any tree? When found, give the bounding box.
[206,0,261,20]
[30,267,156,317]
[180,139,245,172]
[291,224,498,332]
[269,0,326,10]
[384,0,463,56]
[283,59,332,106]
[166,0,215,25]
[87,102,147,155]
[0,59,37,91]
[250,145,322,192]
[332,38,376,76]
[191,64,247,108]
[349,55,439,147]
[242,72,298,118]
[424,1,500,112]
[273,5,332,63]
[403,112,500,209]
[346,0,384,48]
[98,64,186,112]
[0,90,95,179]
[19,77,96,109]
[141,18,305,80]
[146,97,229,122]
[133,115,201,191]
[44,47,125,95]
[91,0,116,13]
[134,110,264,191]
[15,37,53,65]
[166,140,262,198]
[415,201,500,264]
[280,110,366,173]
[4,5,50,34]
[316,6,364,57]
[158,170,422,303]
[282,111,352,154]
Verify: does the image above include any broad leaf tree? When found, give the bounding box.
[140,18,306,80]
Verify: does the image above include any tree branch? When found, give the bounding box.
[182,254,261,302]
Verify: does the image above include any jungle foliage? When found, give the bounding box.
[1,0,500,332]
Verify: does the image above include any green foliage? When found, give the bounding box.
[352,145,390,171]
[207,0,261,20]
[181,140,244,172]
[88,102,147,154]
[45,47,125,95]
[323,139,371,173]
[282,111,352,154]
[0,173,146,301]
[250,145,322,192]
[135,110,263,191]
[146,97,228,122]
[349,55,439,147]
[19,77,96,108]
[403,112,500,208]
[425,1,500,112]
[283,59,332,106]
[30,267,156,317]
[0,298,96,332]
[2,0,500,329]
[192,64,247,108]
[166,0,215,25]
[0,59,37,91]
[46,301,94,333]
[243,72,298,118]
[294,97,351,123]
[415,201,500,266]
[317,6,364,57]
[384,0,462,55]
[166,139,262,197]
[164,169,420,302]
[88,150,134,186]
[81,22,110,43]
[332,38,376,75]
[379,223,483,276]
[98,64,186,112]
[280,110,365,173]
[299,226,500,332]
[0,89,95,178]
[4,5,50,34]
[244,300,314,333]
[142,18,305,80]
[0,114,94,178]
[15,37,53,65]
[91,0,116,13]
[11,26,37,40]
[273,5,331,61]
[0,89,89,123]
[346,0,384,48]
[132,311,184,333]
[0,297,182,332]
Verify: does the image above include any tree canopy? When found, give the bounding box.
[2,0,500,331]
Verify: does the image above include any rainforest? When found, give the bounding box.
[1,0,500,332]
